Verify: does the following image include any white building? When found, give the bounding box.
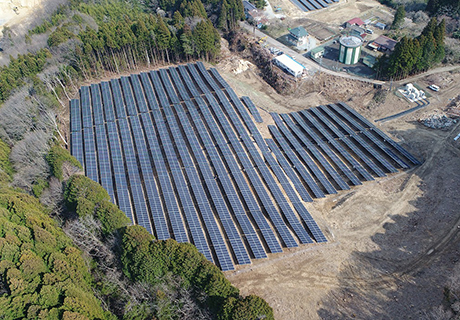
[273,54,305,77]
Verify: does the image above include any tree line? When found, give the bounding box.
[376,18,445,80]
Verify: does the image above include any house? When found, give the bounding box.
[345,17,364,28]
[288,26,309,46]
[310,47,324,59]
[273,54,305,77]
[371,35,398,53]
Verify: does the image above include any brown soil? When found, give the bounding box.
[216,60,460,319]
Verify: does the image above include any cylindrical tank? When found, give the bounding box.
[338,36,363,65]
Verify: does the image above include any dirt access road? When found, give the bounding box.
[216,59,460,319]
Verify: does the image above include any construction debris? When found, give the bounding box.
[419,111,457,129]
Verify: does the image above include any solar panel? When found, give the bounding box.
[148,109,194,244]
[338,102,421,165]
[80,86,93,128]
[95,124,115,203]
[209,67,230,88]
[177,65,201,97]
[271,113,337,195]
[328,104,409,169]
[269,126,325,198]
[70,131,84,168]
[191,100,271,259]
[83,127,98,183]
[195,61,221,92]
[241,96,263,123]
[129,115,171,241]
[158,69,181,105]
[173,103,235,270]
[129,74,149,113]
[168,67,190,101]
[117,118,153,234]
[184,100,252,264]
[200,94,308,246]
[297,111,374,182]
[70,99,81,132]
[100,82,116,122]
[289,112,362,186]
[110,79,127,119]
[265,139,313,202]
[91,84,105,126]
[186,63,211,94]
[307,108,386,178]
[106,122,134,222]
[149,71,170,108]
[318,105,398,173]
[139,72,160,110]
[279,113,351,190]
[120,76,138,116]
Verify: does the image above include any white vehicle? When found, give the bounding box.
[428,84,440,92]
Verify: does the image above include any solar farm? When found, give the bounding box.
[70,62,420,271]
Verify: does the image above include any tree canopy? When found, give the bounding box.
[377,17,445,80]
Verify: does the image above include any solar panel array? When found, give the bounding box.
[268,104,421,200]
[70,63,420,271]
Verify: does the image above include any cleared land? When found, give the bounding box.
[218,59,460,319]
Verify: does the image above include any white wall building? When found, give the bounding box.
[273,54,305,77]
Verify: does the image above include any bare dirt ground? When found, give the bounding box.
[218,61,460,319]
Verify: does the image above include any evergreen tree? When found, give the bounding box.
[391,6,405,29]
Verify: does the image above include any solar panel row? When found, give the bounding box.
[201,93,300,248]
[279,113,352,190]
[318,105,398,174]
[328,104,409,169]
[272,113,337,195]
[289,112,362,186]
[308,107,387,177]
[203,93,313,245]
[297,111,374,182]
[241,96,263,123]
[337,102,421,165]
[173,103,236,271]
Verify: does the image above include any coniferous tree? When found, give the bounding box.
[391,6,405,29]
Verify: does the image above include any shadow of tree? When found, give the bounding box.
[318,125,460,319]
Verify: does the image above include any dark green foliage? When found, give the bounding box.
[46,144,82,181]
[0,49,51,103]
[426,0,460,16]
[120,226,244,316]
[0,186,112,319]
[47,25,75,47]
[378,18,446,80]
[391,6,405,30]
[32,178,49,197]
[220,295,275,320]
[64,175,130,234]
